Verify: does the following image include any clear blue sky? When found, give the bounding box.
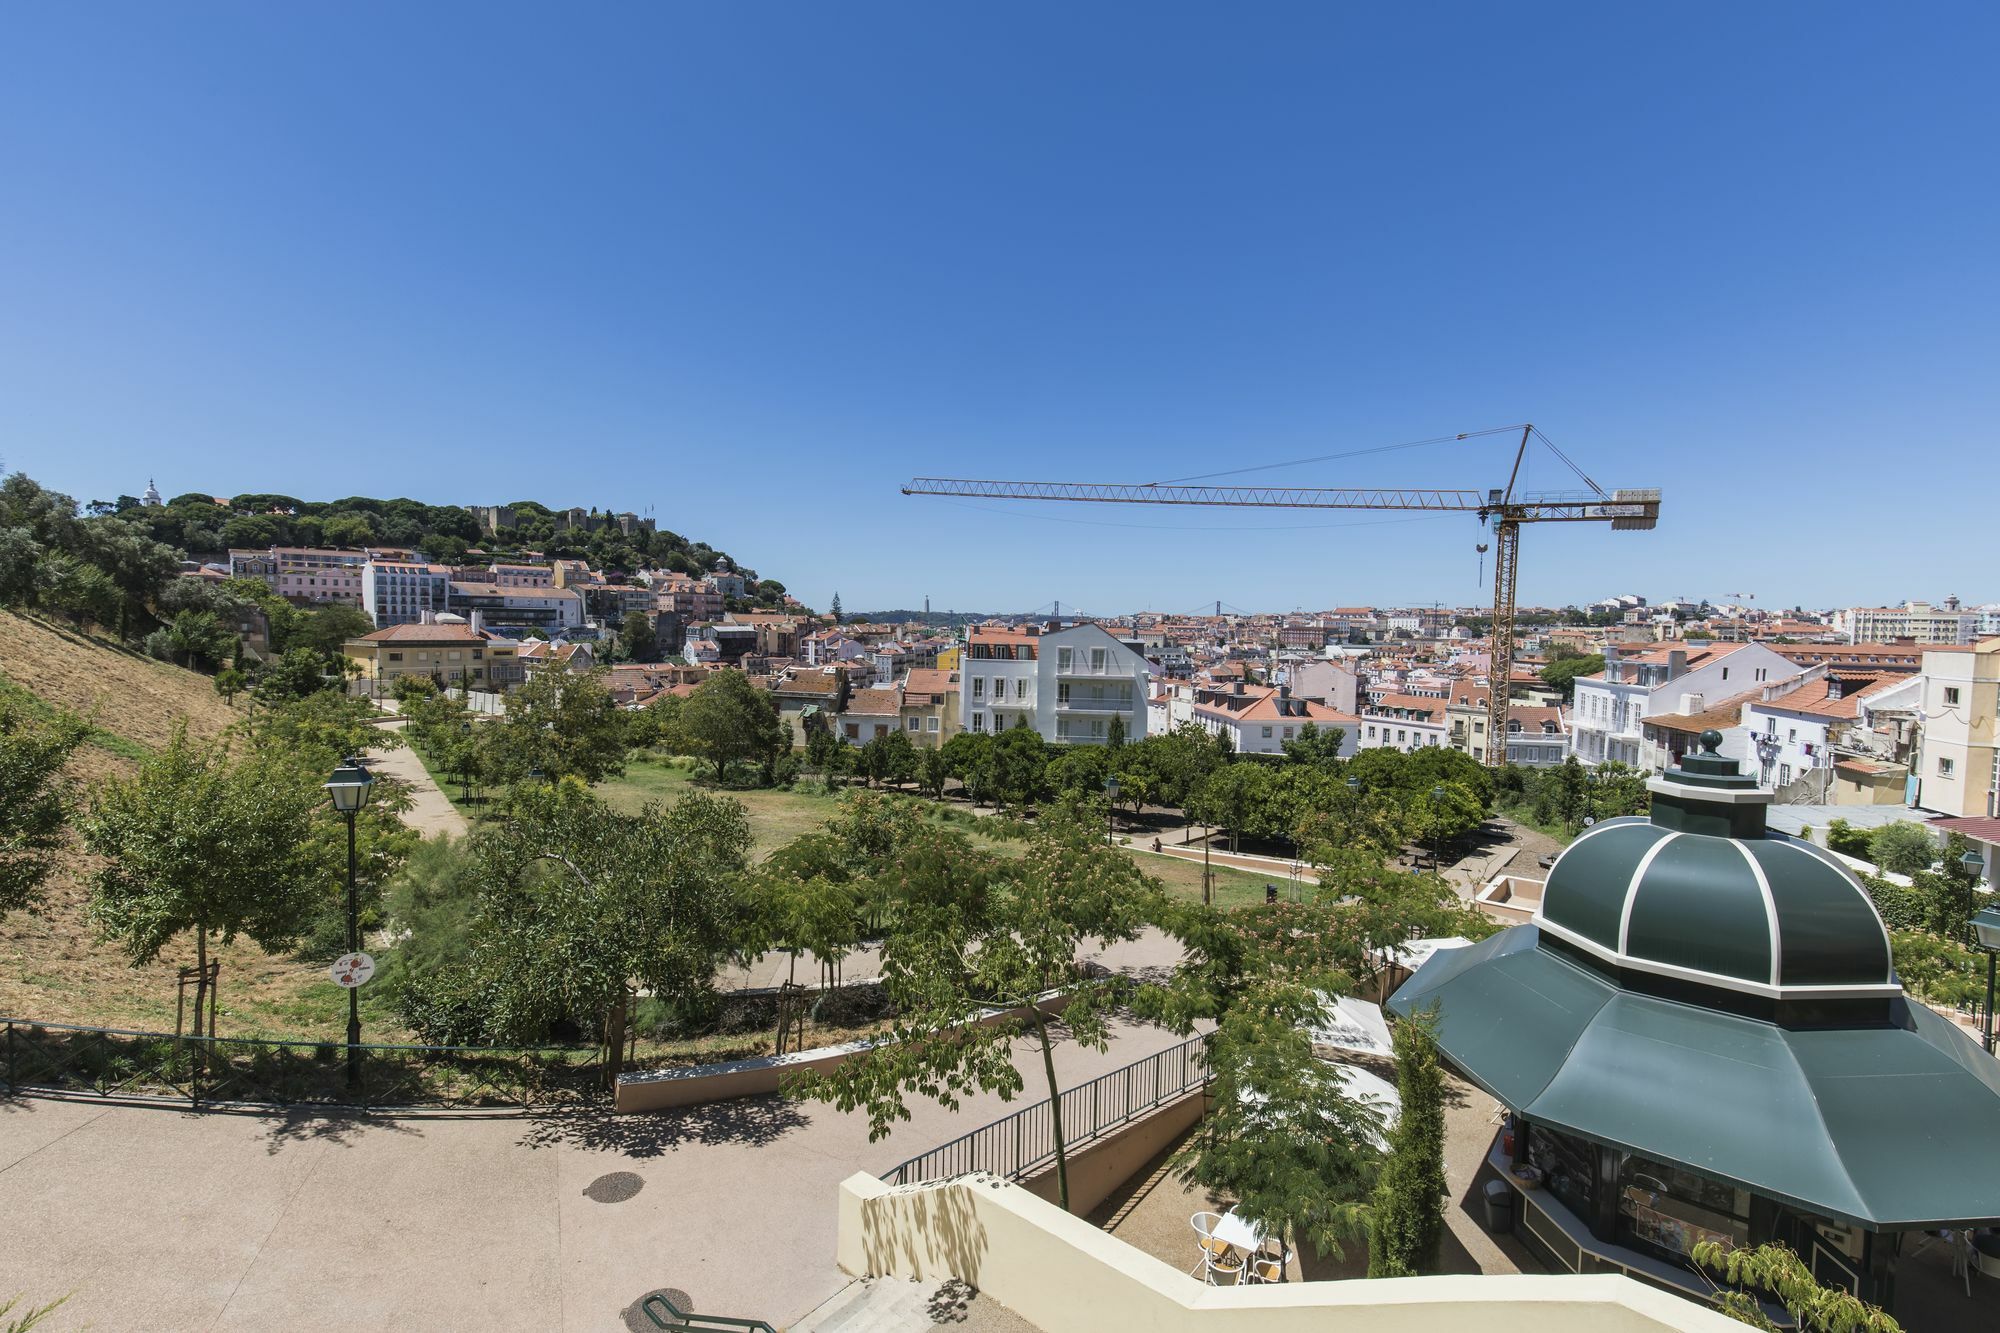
[4,4,1995,616]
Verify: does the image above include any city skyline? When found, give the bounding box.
[7,4,1997,610]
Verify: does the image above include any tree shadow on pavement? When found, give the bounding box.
[257,1107,425,1154]
[516,1092,810,1159]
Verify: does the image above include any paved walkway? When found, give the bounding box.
[0,933,1194,1332]
[367,722,469,839]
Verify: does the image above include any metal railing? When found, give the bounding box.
[637,1291,776,1332]
[2,1018,606,1111]
[882,1034,1209,1186]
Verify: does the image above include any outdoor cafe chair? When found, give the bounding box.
[1246,1255,1284,1284]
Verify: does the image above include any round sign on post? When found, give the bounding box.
[331,952,375,989]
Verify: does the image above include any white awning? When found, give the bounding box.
[1306,994,1395,1059]
[1390,936,1473,971]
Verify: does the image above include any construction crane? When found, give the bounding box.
[903,425,1660,764]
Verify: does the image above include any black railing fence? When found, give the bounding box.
[2,1018,605,1111]
[883,1033,1210,1186]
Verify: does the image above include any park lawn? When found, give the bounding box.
[1122,848,1296,910]
[597,754,851,858]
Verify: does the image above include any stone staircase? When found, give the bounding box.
[788,1276,974,1332]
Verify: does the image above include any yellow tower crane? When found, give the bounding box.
[903,424,1660,765]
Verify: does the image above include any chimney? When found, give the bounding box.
[1278,684,1290,699]
[1666,648,1687,677]
[420,609,434,625]
[1233,681,1245,696]
[469,609,485,634]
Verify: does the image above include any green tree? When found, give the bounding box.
[1105,712,1126,750]
[81,727,325,1033]
[1538,653,1604,702]
[1692,1241,1902,1332]
[212,666,248,705]
[793,800,1157,1210]
[1367,1007,1447,1276]
[483,667,630,785]
[392,674,439,714]
[0,703,85,918]
[470,780,752,1084]
[861,727,918,789]
[829,592,843,622]
[619,610,657,664]
[1173,985,1385,1264]
[679,668,784,783]
[1869,821,1938,877]
[1280,721,1347,768]
[916,745,950,800]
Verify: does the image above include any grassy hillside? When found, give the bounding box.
[0,611,394,1039]
[0,609,240,776]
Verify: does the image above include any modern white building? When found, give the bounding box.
[1570,641,1798,767]
[361,558,451,627]
[1914,639,2000,817]
[959,622,1150,744]
[1835,599,1976,646]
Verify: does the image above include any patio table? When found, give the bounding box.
[1212,1210,1266,1254]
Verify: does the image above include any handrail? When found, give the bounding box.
[638,1291,777,1332]
[882,1033,1209,1186]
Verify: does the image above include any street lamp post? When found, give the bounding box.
[1104,776,1121,846]
[1970,902,2000,1055]
[323,757,376,1090]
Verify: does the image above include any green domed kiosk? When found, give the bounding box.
[1390,732,2000,1314]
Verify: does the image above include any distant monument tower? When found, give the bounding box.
[140,478,163,507]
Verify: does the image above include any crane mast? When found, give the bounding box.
[903,425,1660,765]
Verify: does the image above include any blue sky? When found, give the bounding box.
[3,3,1995,615]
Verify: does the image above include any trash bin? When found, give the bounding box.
[1482,1179,1514,1234]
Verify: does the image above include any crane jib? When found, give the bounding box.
[904,478,1659,525]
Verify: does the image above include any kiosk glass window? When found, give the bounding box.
[1615,1154,1750,1261]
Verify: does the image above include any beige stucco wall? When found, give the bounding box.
[1016,1089,1209,1217]
[837,1174,1745,1333]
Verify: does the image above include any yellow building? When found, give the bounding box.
[343,620,522,694]
[935,643,961,673]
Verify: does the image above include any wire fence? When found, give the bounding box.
[2,1018,607,1111]
[882,1033,1210,1186]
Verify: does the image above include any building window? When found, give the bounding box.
[971,677,985,700]
[1015,678,1028,700]
[972,712,986,733]
[1939,757,1955,777]
[1091,648,1106,672]
[927,717,939,732]
[1946,686,1962,706]
[1261,726,1273,738]
[906,717,919,731]
[388,652,403,662]
[844,724,859,740]
[1058,647,1073,672]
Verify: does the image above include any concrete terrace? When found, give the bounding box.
[0,937,1191,1332]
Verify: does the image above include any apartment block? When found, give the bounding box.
[362,558,451,627]
[1570,641,1798,767]
[959,622,1150,744]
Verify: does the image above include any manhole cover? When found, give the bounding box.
[585,1170,645,1203]
[622,1288,694,1332]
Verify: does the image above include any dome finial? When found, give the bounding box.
[1699,728,1723,755]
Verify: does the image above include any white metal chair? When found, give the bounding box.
[1246,1255,1284,1284]
[1188,1212,1245,1285]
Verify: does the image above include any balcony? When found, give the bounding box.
[1056,696,1133,713]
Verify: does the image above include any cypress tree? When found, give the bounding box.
[1367,1006,1447,1276]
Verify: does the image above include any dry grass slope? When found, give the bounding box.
[0,611,388,1039]
[0,608,240,765]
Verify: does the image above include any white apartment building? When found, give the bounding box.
[1836,600,1976,646]
[1914,640,2000,817]
[1738,666,1903,798]
[1189,683,1358,757]
[1357,692,1449,753]
[361,558,451,627]
[1570,641,1798,768]
[959,622,1150,744]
